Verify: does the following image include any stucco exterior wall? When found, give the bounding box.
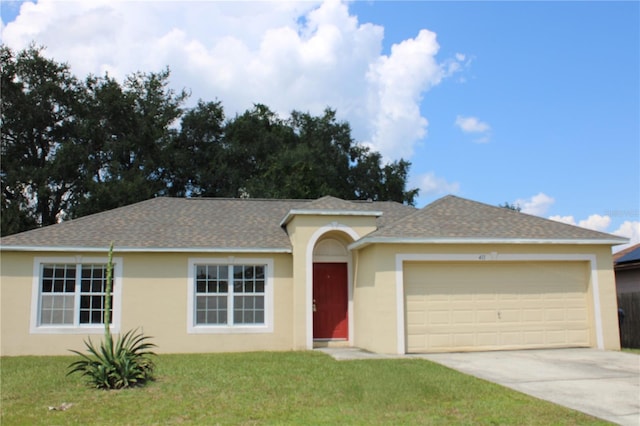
[1,251,294,356]
[352,243,620,354]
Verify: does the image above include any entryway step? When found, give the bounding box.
[313,340,349,348]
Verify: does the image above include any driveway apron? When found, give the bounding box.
[418,348,640,426]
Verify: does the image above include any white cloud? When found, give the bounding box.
[454,115,491,143]
[550,214,612,232]
[548,215,576,225]
[2,0,465,162]
[612,221,640,252]
[415,172,460,197]
[578,214,611,232]
[515,192,555,216]
[455,115,490,133]
[549,214,638,252]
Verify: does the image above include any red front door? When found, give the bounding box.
[313,263,348,339]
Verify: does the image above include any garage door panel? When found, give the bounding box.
[404,262,590,353]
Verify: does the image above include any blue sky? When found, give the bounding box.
[1,1,638,249]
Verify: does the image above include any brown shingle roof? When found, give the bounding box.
[1,195,624,252]
[0,197,415,252]
[355,195,627,245]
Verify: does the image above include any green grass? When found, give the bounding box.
[1,351,610,425]
[622,348,640,354]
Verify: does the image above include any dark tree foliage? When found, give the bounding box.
[1,45,418,236]
[71,69,188,217]
[164,100,226,197]
[1,45,85,234]
[499,202,522,212]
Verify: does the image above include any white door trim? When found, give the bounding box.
[305,224,360,350]
[395,253,602,354]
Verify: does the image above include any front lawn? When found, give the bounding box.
[1,351,609,425]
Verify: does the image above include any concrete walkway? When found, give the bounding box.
[319,347,640,426]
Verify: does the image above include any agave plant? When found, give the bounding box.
[68,328,156,389]
[68,243,156,389]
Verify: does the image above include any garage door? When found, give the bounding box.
[404,262,591,353]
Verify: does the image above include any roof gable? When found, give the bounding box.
[352,195,627,247]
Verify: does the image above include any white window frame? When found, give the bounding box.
[30,256,123,334]
[187,257,274,334]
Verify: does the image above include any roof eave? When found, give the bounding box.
[0,246,292,254]
[348,237,629,251]
[280,209,383,227]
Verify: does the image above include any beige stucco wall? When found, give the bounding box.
[352,243,620,354]
[1,234,621,356]
[0,251,294,356]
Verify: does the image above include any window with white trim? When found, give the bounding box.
[39,263,112,326]
[31,257,122,334]
[195,264,265,325]
[188,258,273,333]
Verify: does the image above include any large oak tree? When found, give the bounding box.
[1,45,418,236]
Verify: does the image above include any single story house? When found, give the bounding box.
[0,195,627,356]
[613,243,640,295]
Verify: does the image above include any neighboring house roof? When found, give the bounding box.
[350,195,628,249]
[613,243,640,267]
[0,195,626,253]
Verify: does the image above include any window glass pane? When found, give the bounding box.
[41,295,75,325]
[79,264,110,325]
[82,267,92,278]
[195,295,228,325]
[43,266,54,279]
[255,280,265,293]
[234,295,264,325]
[196,265,206,279]
[234,266,243,280]
[41,295,54,309]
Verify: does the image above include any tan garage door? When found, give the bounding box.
[404,262,591,353]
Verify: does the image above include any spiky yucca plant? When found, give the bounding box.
[68,328,156,389]
[68,243,156,389]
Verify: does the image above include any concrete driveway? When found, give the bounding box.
[418,349,640,426]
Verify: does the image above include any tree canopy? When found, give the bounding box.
[1,45,419,236]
